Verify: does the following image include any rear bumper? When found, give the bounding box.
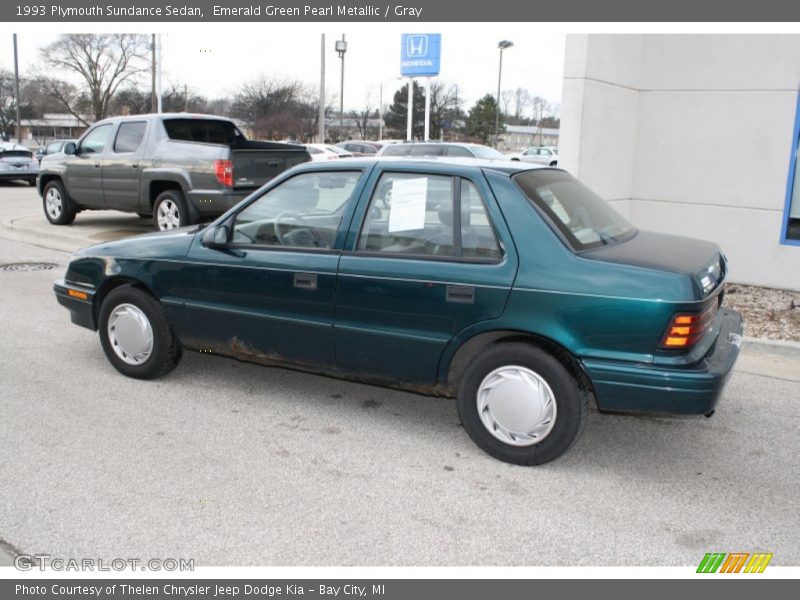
[0,171,37,180]
[186,189,254,216]
[54,279,96,330]
[582,308,743,415]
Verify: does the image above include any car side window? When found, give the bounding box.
[113,121,147,153]
[358,173,455,257]
[460,180,502,259]
[361,145,377,155]
[78,124,113,154]
[232,171,361,249]
[447,146,473,158]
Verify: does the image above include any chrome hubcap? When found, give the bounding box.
[107,303,154,365]
[477,366,557,446]
[156,199,180,231]
[45,188,62,219]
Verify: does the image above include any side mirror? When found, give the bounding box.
[63,142,77,155]
[202,224,229,248]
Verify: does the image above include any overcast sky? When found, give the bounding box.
[0,24,565,115]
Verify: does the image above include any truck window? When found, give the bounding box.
[113,121,147,153]
[163,118,244,146]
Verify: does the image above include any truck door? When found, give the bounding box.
[66,123,114,208]
[102,120,148,211]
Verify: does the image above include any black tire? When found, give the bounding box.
[549,161,558,167]
[98,285,182,380]
[152,189,190,232]
[42,179,77,225]
[456,342,587,465]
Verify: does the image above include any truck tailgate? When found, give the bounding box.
[231,148,309,189]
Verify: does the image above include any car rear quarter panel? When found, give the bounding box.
[481,170,700,365]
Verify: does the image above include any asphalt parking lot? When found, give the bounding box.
[1,183,799,566]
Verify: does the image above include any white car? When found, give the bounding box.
[304,144,354,161]
[0,143,39,186]
[508,146,558,166]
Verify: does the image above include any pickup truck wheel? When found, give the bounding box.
[98,286,182,380]
[456,342,587,465]
[153,190,189,232]
[42,180,76,225]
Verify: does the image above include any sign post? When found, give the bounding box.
[401,33,441,141]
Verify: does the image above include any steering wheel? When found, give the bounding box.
[273,211,323,246]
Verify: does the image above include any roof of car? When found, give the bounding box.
[292,155,551,176]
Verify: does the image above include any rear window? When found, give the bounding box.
[514,169,636,251]
[0,150,32,159]
[470,145,505,160]
[163,118,244,146]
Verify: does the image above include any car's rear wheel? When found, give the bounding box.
[153,190,189,232]
[42,180,76,225]
[456,342,587,465]
[98,286,182,379]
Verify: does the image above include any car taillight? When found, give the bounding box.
[660,302,718,349]
[213,159,233,187]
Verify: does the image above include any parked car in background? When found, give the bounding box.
[305,144,353,161]
[0,143,39,186]
[378,142,506,160]
[54,157,742,465]
[336,141,380,156]
[508,146,558,166]
[36,139,77,163]
[37,113,309,231]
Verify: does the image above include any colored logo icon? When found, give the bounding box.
[696,552,773,573]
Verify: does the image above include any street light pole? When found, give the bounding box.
[12,34,21,144]
[319,33,325,143]
[335,35,347,141]
[379,82,383,141]
[494,40,513,148]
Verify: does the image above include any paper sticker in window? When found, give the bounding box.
[388,177,429,232]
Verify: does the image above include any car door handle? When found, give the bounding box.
[446,285,475,304]
[131,163,139,168]
[93,161,101,168]
[293,272,317,290]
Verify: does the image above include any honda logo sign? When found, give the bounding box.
[401,33,441,77]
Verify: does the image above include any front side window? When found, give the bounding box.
[113,121,146,153]
[514,169,636,251]
[232,171,361,248]
[358,173,455,256]
[79,124,113,154]
[447,146,473,158]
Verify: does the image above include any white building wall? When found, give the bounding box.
[560,34,800,291]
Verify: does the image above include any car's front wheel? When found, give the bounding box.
[457,342,587,465]
[153,190,189,232]
[42,180,76,225]
[98,285,182,379]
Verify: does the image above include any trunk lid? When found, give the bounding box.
[583,230,725,298]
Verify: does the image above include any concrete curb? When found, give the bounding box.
[742,336,800,359]
[1,215,93,253]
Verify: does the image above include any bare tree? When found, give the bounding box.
[349,93,374,139]
[512,87,531,122]
[39,34,149,124]
[0,70,17,140]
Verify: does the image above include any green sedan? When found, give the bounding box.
[54,157,742,465]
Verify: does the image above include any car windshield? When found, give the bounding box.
[514,169,636,250]
[470,145,505,160]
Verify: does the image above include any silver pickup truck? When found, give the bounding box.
[37,113,310,231]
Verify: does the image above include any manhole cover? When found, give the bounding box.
[0,262,59,272]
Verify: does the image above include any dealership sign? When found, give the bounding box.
[400,33,441,76]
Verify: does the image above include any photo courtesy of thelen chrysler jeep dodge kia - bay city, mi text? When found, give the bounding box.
[53,155,743,465]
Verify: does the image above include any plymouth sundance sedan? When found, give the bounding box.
[54,158,743,465]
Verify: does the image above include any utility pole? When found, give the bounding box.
[319,34,325,143]
[151,34,157,113]
[494,40,513,148]
[423,78,431,141]
[12,34,21,144]
[184,84,188,111]
[156,34,163,113]
[378,83,383,141]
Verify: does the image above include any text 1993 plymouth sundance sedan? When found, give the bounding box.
[54,158,743,465]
